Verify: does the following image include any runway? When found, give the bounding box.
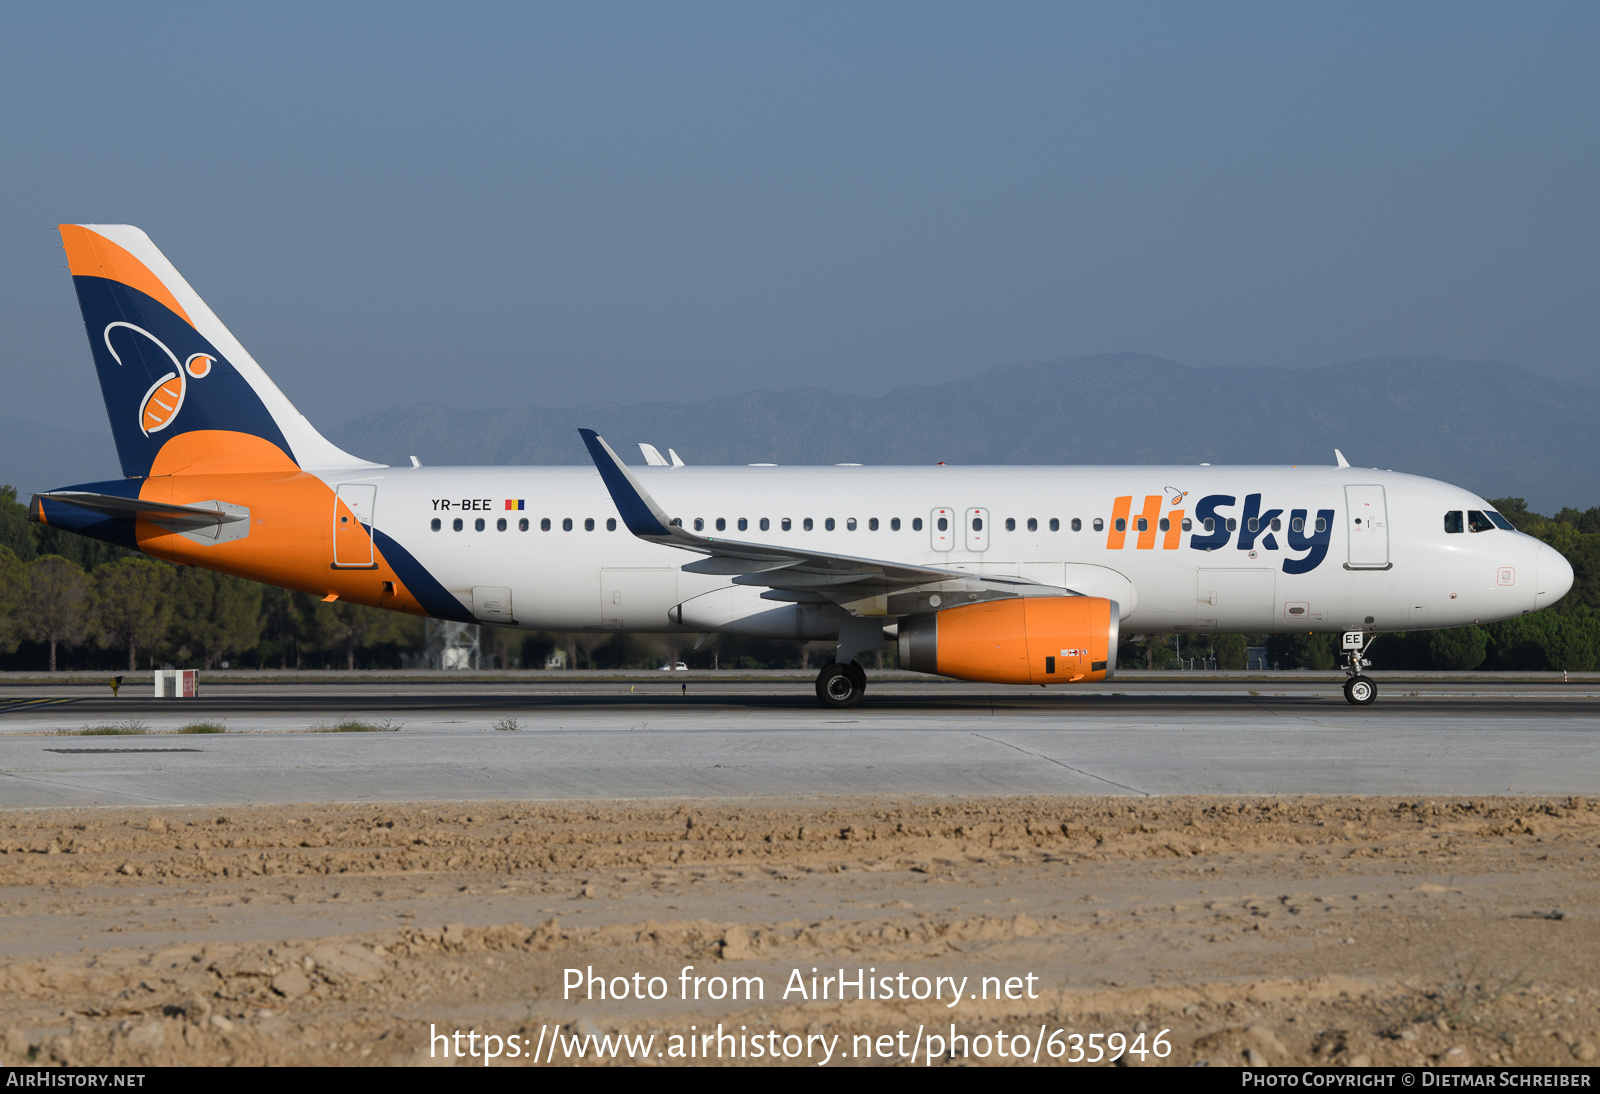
[2,677,1596,807]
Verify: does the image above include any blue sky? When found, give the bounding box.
[3,2,1597,420]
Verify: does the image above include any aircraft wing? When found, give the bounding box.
[32,491,247,533]
[580,429,1076,608]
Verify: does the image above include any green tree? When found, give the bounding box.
[1427,626,1488,670]
[171,568,264,667]
[22,555,94,671]
[1213,633,1248,670]
[315,599,416,670]
[0,486,37,563]
[0,544,26,654]
[95,557,175,671]
[1267,632,1338,670]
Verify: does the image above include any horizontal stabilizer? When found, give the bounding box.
[32,490,246,532]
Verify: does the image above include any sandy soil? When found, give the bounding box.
[1,796,1597,1067]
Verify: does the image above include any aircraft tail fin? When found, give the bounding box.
[58,224,378,478]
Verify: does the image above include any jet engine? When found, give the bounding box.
[897,596,1119,684]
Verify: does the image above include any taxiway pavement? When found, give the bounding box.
[1,679,1596,806]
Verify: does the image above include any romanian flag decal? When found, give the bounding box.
[505,499,525,510]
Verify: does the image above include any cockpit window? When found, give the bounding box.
[1467,510,1494,533]
[1486,511,1515,531]
[1444,511,1463,534]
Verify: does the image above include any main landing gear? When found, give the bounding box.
[1341,631,1377,706]
[816,661,866,708]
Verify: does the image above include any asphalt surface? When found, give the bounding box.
[1,678,1596,806]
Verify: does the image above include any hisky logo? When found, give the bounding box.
[1108,493,1336,574]
[104,322,216,437]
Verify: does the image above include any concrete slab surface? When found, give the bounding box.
[1,681,1595,806]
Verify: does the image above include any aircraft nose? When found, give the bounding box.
[1536,543,1575,609]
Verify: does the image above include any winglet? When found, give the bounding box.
[579,429,676,538]
[1334,448,1350,468]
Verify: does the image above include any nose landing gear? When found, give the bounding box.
[816,661,867,708]
[1341,631,1377,705]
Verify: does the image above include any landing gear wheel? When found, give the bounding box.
[815,662,863,708]
[1343,675,1376,706]
[845,661,866,693]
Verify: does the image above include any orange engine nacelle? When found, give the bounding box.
[897,596,1119,685]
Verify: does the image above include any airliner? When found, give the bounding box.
[29,225,1574,707]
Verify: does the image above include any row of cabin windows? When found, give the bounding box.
[1107,516,1330,534]
[431,517,619,532]
[687,516,1096,533]
[430,513,1330,536]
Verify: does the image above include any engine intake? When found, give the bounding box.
[898,596,1119,684]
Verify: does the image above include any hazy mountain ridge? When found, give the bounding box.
[329,354,1598,513]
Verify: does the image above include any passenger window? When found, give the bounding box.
[431,518,441,532]
[1092,518,1103,531]
[1006,517,1016,532]
[804,518,814,531]
[1203,518,1214,533]
[868,518,879,531]
[562,518,573,531]
[846,518,857,531]
[1291,516,1304,533]
[1181,518,1192,531]
[606,518,616,531]
[760,517,770,531]
[937,516,948,532]
[475,518,486,531]
[738,517,747,531]
[1270,518,1281,532]
[541,518,551,531]
[782,518,792,531]
[1158,518,1169,532]
[694,518,705,531]
[1444,511,1464,534]
[823,518,834,531]
[891,518,902,531]
[453,518,463,531]
[497,517,507,531]
[913,517,923,531]
[1227,518,1237,532]
[715,517,725,532]
[972,517,983,531]
[520,518,529,531]
[585,518,595,531]
[1247,518,1259,533]
[1066,518,1075,532]
[1027,518,1037,532]
[1115,518,1126,532]
[1315,517,1327,533]
[1467,510,1493,533]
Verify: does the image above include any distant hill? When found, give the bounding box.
[6,355,1592,515]
[329,354,1599,514]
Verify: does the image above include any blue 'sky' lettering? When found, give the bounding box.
[1189,495,1234,551]
[1187,494,1334,574]
[1283,508,1336,575]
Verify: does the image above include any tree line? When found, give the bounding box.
[3,485,1599,672]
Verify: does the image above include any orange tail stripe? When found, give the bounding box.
[59,225,194,327]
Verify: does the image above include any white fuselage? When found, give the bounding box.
[325,462,1569,638]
